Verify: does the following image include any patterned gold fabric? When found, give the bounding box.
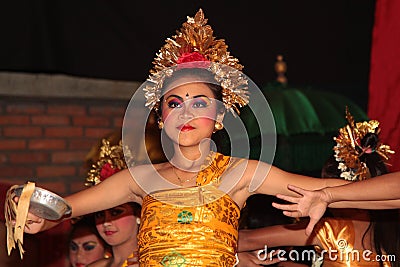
[121,252,136,267]
[314,218,391,267]
[138,153,240,266]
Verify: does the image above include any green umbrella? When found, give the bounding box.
[262,84,368,136]
[240,83,369,174]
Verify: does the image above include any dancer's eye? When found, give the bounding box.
[83,241,98,251]
[167,99,183,108]
[192,97,212,108]
[95,211,105,219]
[110,207,125,217]
[70,242,78,252]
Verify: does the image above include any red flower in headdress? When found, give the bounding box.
[177,52,207,63]
[100,162,121,181]
[177,52,210,69]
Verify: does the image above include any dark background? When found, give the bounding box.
[0,0,375,110]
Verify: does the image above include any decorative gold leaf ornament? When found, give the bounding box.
[5,182,35,259]
[86,139,133,186]
[143,9,249,115]
[333,107,394,181]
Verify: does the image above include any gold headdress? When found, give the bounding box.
[85,139,132,186]
[333,107,394,181]
[143,8,249,115]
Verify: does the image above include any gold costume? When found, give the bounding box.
[138,153,241,266]
[121,252,135,267]
[314,218,391,267]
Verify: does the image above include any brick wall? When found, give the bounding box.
[0,72,139,196]
[0,95,128,195]
[0,72,140,267]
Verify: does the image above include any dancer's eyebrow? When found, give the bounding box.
[165,94,211,101]
[192,94,210,99]
[165,95,183,102]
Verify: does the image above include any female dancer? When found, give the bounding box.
[85,138,141,267]
[68,215,111,267]
[9,9,398,266]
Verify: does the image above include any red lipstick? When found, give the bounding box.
[104,230,115,236]
[179,124,195,131]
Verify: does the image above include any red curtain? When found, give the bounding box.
[368,0,400,172]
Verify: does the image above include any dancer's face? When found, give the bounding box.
[95,203,139,246]
[69,226,106,267]
[161,82,221,147]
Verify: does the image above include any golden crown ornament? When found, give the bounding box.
[86,139,133,186]
[143,9,249,116]
[333,107,394,181]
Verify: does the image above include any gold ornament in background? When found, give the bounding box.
[275,54,288,85]
[144,8,249,116]
[86,139,133,186]
[333,107,394,181]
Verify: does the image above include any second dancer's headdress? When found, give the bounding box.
[86,139,132,186]
[333,107,394,181]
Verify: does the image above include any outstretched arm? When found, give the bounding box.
[326,171,400,203]
[65,168,142,217]
[272,171,400,235]
[251,163,349,196]
[24,169,143,233]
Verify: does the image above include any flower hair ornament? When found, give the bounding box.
[333,107,394,181]
[143,8,249,116]
[85,139,133,186]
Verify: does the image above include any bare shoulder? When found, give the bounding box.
[224,158,273,182]
[238,158,282,194]
[234,158,274,177]
[245,158,273,169]
[127,161,174,194]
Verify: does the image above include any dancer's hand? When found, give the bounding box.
[23,213,45,234]
[12,196,45,234]
[272,184,331,235]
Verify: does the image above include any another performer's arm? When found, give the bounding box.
[272,171,400,235]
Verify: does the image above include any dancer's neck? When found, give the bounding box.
[171,142,212,171]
